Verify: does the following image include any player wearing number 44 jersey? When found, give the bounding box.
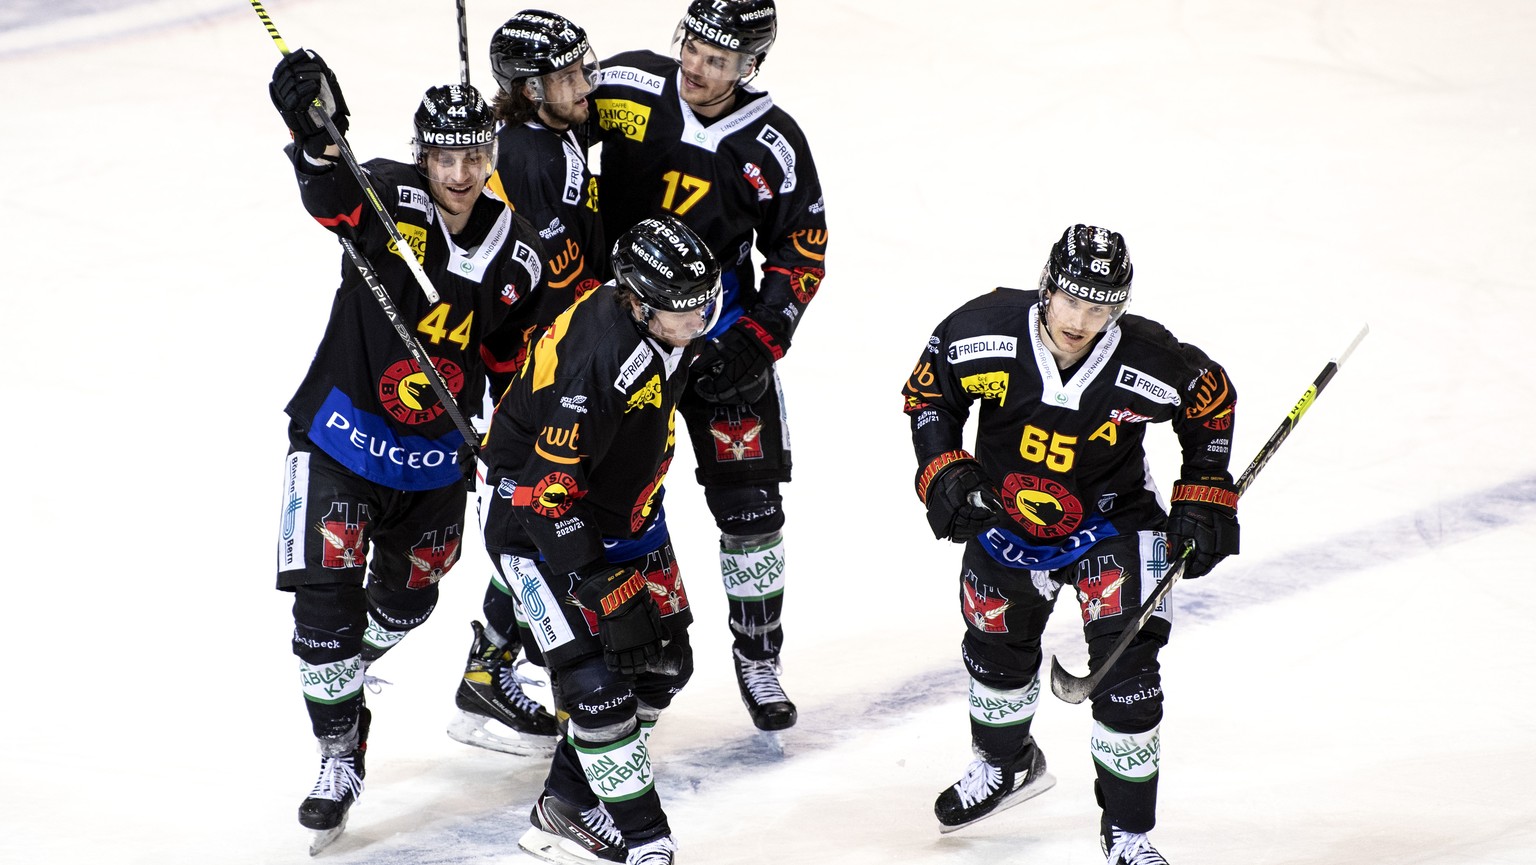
[266,49,546,855]
[902,225,1241,865]
[587,0,828,736]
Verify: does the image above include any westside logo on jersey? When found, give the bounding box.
[1115,365,1181,405]
[947,335,1018,363]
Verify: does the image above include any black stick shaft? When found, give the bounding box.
[340,239,479,452]
[1049,324,1368,703]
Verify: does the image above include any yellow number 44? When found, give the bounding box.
[417,303,473,350]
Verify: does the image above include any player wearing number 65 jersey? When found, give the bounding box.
[901,225,1241,865]
[586,0,828,736]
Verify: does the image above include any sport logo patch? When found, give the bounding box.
[378,357,464,425]
[531,472,579,518]
[961,371,1009,406]
[1115,365,1181,405]
[709,407,765,462]
[743,162,773,201]
[1000,473,1084,540]
[947,335,1016,363]
[405,526,461,588]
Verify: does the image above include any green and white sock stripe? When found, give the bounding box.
[969,675,1040,728]
[574,727,655,803]
[720,535,786,601]
[300,655,363,705]
[1090,720,1160,781]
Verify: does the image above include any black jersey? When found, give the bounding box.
[282,150,544,491]
[589,50,827,345]
[487,119,608,371]
[482,284,693,575]
[902,288,1237,568]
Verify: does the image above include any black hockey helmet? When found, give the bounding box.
[412,84,497,183]
[612,216,723,341]
[675,0,777,74]
[1039,224,1134,316]
[490,10,600,102]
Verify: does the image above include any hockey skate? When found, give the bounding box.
[517,791,627,864]
[731,648,797,733]
[625,835,676,865]
[447,620,558,756]
[1101,821,1170,865]
[934,738,1056,833]
[299,706,369,856]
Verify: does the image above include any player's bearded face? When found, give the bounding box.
[531,57,597,128]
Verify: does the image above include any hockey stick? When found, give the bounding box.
[249,0,443,303]
[340,238,479,454]
[1048,324,1370,704]
[456,0,471,87]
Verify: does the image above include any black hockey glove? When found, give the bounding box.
[269,48,350,158]
[915,450,1005,543]
[574,565,666,674]
[1165,476,1241,578]
[692,317,784,405]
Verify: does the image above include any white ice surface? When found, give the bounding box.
[2,1,1533,863]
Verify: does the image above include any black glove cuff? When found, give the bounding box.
[575,566,646,617]
[1170,478,1238,514]
[915,450,974,503]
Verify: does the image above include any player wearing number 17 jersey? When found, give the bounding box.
[901,225,1241,864]
[585,0,828,735]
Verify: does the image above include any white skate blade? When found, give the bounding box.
[937,770,1058,835]
[307,814,348,856]
[517,825,612,865]
[446,710,557,757]
[757,730,786,757]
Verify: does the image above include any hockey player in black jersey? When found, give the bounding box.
[442,8,617,761]
[901,226,1241,865]
[487,216,719,865]
[265,50,545,854]
[587,0,827,734]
